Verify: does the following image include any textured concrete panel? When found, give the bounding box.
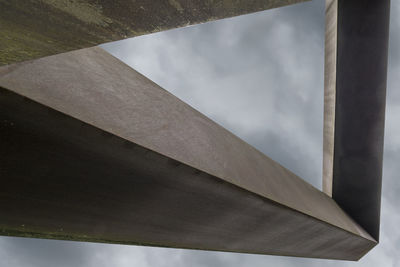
[0,0,308,65]
[323,0,390,240]
[323,0,337,197]
[0,47,376,260]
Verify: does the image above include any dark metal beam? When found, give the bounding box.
[0,47,375,260]
[323,0,390,241]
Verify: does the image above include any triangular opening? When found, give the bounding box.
[101,1,324,189]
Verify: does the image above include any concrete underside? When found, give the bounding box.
[0,47,376,260]
[0,0,308,66]
[323,0,390,241]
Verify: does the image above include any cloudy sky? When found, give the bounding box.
[1,0,400,266]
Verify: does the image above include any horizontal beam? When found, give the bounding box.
[0,47,375,260]
[0,0,308,66]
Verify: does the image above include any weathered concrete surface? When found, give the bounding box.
[0,47,376,260]
[322,0,337,197]
[0,0,308,66]
[323,0,390,241]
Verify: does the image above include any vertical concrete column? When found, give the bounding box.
[323,0,390,240]
[323,0,338,197]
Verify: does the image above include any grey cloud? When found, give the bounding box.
[103,0,325,186]
[0,237,92,267]
[1,0,400,266]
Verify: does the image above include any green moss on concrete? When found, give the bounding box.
[0,0,309,66]
[0,0,112,65]
[42,0,113,26]
[0,225,204,251]
[0,19,65,65]
[168,0,184,13]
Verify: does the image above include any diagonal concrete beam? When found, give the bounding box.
[0,0,309,66]
[0,47,375,260]
[323,0,390,241]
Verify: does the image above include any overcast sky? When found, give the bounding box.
[1,0,400,266]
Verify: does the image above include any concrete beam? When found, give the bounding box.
[0,47,375,260]
[323,0,390,240]
[323,0,338,197]
[0,0,308,66]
